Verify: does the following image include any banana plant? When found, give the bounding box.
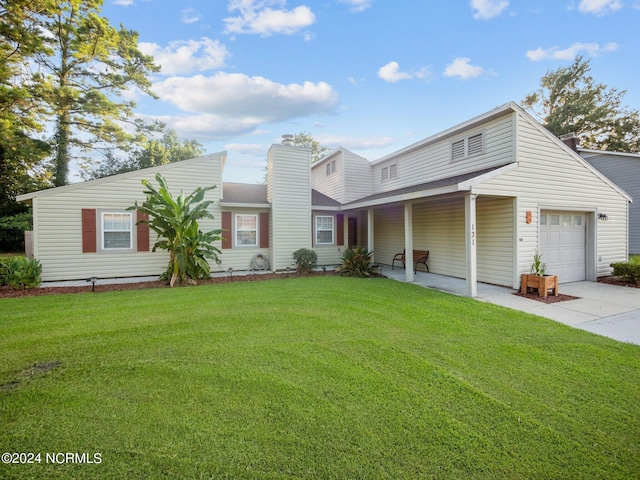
[129,173,222,287]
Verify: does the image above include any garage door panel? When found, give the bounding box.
[540,211,585,283]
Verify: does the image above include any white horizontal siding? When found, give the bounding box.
[311,152,343,202]
[372,114,515,195]
[473,112,629,278]
[33,154,224,281]
[268,144,312,270]
[373,206,405,266]
[342,150,373,202]
[412,198,466,278]
[476,196,514,286]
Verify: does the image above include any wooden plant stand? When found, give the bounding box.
[521,274,558,298]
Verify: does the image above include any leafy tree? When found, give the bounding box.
[0,0,55,206]
[129,173,222,287]
[522,56,640,152]
[37,0,159,186]
[84,122,204,179]
[293,131,331,163]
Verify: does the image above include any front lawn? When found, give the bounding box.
[1,276,639,479]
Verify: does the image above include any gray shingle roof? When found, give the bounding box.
[222,183,268,204]
[343,165,508,206]
[222,182,342,207]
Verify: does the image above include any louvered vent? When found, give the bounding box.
[468,133,484,155]
[451,139,465,161]
[389,164,397,179]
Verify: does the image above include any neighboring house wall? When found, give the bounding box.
[267,144,312,270]
[581,151,639,254]
[24,154,224,281]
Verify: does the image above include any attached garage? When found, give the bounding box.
[540,211,590,283]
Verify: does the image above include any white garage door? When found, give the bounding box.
[540,212,586,283]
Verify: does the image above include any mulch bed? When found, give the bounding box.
[513,276,639,304]
[514,292,581,304]
[597,275,640,288]
[0,270,337,299]
[2,272,637,301]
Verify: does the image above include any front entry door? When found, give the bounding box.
[348,218,357,248]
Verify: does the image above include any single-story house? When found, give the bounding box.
[578,148,639,255]
[18,102,631,296]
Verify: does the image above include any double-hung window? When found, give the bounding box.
[315,216,334,245]
[235,214,257,246]
[102,212,132,250]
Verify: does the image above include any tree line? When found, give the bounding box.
[0,0,202,208]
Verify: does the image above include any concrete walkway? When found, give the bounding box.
[384,269,640,346]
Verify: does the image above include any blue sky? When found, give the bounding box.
[99,0,640,184]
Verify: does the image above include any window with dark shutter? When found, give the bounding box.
[336,214,344,246]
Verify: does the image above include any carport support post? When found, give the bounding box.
[465,193,478,297]
[367,208,374,262]
[404,202,414,282]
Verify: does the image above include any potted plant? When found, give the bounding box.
[521,251,558,297]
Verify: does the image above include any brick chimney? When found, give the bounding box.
[560,133,579,152]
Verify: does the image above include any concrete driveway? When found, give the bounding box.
[481,281,640,346]
[383,269,640,346]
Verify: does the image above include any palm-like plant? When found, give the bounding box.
[337,246,378,278]
[129,173,222,287]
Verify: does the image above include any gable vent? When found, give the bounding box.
[451,139,465,161]
[451,132,485,162]
[468,133,484,155]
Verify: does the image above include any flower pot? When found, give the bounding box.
[521,274,558,298]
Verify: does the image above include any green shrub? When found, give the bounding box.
[292,248,317,274]
[0,256,42,289]
[610,261,640,284]
[0,211,32,253]
[337,246,378,278]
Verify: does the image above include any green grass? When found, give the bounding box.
[1,276,639,479]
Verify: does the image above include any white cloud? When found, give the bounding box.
[339,0,373,13]
[578,0,623,15]
[225,143,268,156]
[146,113,263,139]
[378,62,412,83]
[152,72,339,137]
[469,0,509,19]
[526,42,618,61]
[113,0,135,5]
[443,57,484,79]
[317,134,395,150]
[377,61,431,83]
[181,8,202,24]
[139,38,229,75]
[224,0,316,36]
